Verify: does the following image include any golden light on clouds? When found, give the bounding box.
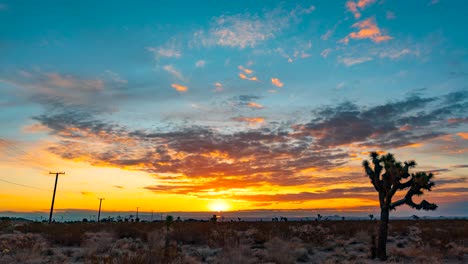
[271,78,284,87]
[232,117,265,123]
[341,17,391,44]
[457,132,468,140]
[238,65,253,74]
[247,102,264,109]
[171,83,188,92]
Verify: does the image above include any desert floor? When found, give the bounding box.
[0,219,467,263]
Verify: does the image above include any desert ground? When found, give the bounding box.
[0,219,467,263]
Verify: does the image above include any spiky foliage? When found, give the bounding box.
[363,152,437,211]
[363,152,437,260]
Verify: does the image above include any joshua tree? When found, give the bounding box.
[363,152,437,260]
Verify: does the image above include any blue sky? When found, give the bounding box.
[0,0,467,215]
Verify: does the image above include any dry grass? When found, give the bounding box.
[0,219,466,263]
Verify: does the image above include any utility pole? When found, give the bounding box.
[136,207,140,221]
[151,210,154,221]
[97,198,105,222]
[49,171,65,224]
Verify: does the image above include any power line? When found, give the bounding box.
[0,178,51,191]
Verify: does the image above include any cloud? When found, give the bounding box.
[171,83,188,92]
[45,73,104,91]
[231,117,265,124]
[271,78,284,87]
[213,82,223,92]
[239,73,258,81]
[31,91,466,201]
[163,65,185,81]
[194,5,315,49]
[195,60,206,68]
[321,48,333,58]
[147,46,181,59]
[345,0,376,19]
[228,187,375,203]
[428,0,440,6]
[378,48,412,59]
[247,102,264,109]
[356,0,376,9]
[341,17,392,44]
[452,165,468,169]
[340,57,373,66]
[274,40,312,63]
[21,123,51,134]
[321,22,342,41]
[0,70,120,107]
[457,132,468,140]
[346,1,360,19]
[0,4,7,10]
[294,91,467,148]
[228,95,263,108]
[238,66,253,74]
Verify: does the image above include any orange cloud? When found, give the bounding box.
[346,1,360,19]
[239,73,258,81]
[232,117,265,123]
[346,0,376,19]
[271,78,284,87]
[457,132,468,140]
[238,65,253,74]
[357,0,376,8]
[247,102,264,109]
[171,83,188,92]
[341,17,392,44]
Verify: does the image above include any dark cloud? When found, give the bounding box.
[436,177,467,186]
[452,165,468,168]
[223,95,264,110]
[228,186,375,203]
[425,168,451,174]
[295,92,467,148]
[33,91,468,201]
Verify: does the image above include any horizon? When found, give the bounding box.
[1,1,467,216]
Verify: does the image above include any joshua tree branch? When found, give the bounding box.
[390,198,406,209]
[398,179,413,190]
[405,197,438,210]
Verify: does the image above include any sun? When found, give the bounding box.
[208,200,230,212]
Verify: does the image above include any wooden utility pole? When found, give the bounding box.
[136,207,140,221]
[97,198,105,222]
[49,172,65,223]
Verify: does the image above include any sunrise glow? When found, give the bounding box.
[0,0,467,219]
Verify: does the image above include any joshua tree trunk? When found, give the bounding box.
[363,152,437,261]
[378,206,389,261]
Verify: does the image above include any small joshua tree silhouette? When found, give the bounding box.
[363,152,437,260]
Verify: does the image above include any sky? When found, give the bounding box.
[0,0,467,218]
